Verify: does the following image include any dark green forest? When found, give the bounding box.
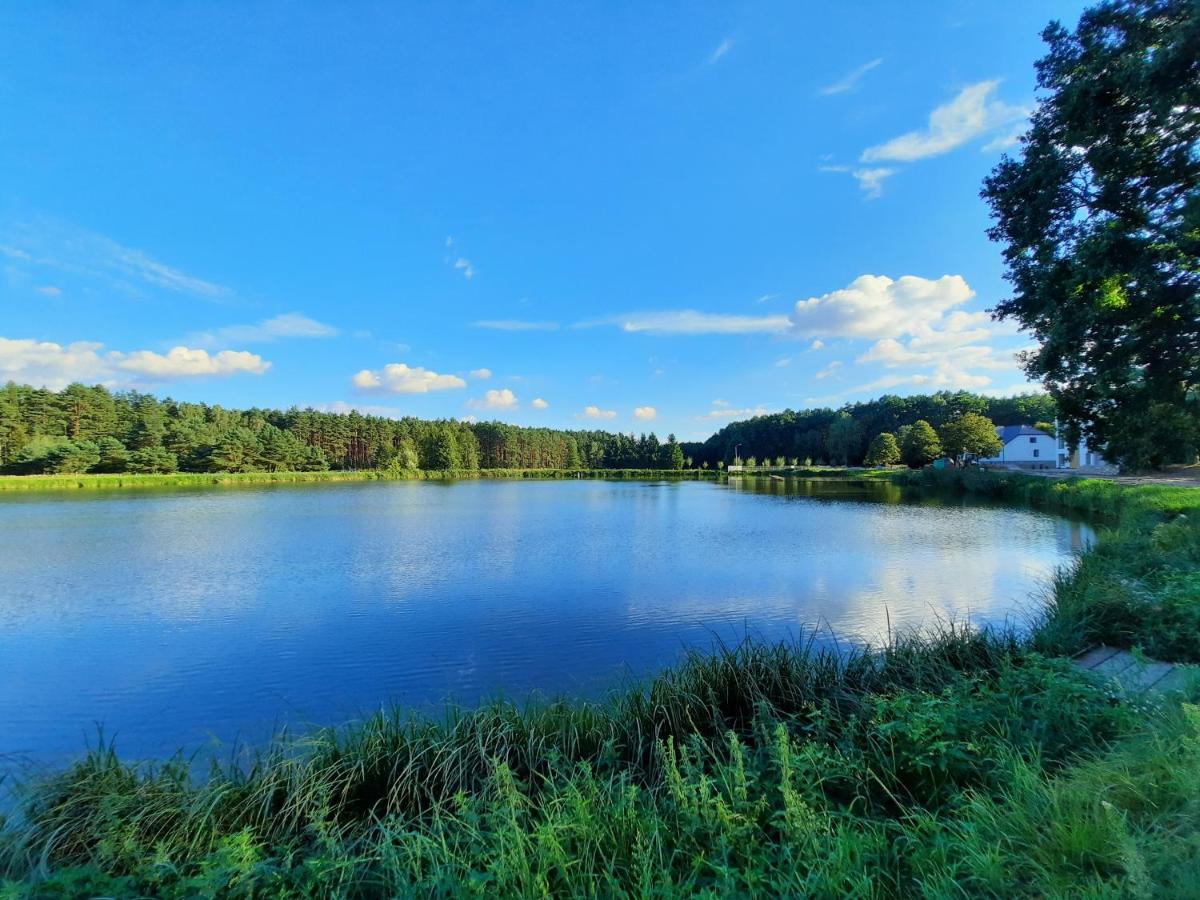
[685,392,1056,467]
[0,381,1055,475]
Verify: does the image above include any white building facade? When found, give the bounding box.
[979,425,1058,470]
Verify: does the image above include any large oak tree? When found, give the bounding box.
[982,0,1199,468]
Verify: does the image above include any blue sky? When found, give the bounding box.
[0,1,1087,440]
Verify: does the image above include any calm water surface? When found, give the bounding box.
[0,478,1092,764]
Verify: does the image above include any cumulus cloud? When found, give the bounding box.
[787,273,1031,395]
[0,336,269,390]
[582,405,617,420]
[861,80,1027,163]
[789,274,974,340]
[471,320,560,331]
[191,312,338,345]
[467,388,518,410]
[531,397,549,409]
[117,347,270,378]
[633,406,657,421]
[818,57,883,96]
[353,363,467,394]
[469,368,493,380]
[588,311,789,335]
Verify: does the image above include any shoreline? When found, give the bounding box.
[0,466,872,491]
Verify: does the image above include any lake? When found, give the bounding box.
[0,477,1092,765]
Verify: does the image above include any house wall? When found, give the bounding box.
[981,433,1057,467]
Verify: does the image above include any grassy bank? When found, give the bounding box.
[2,473,1198,897]
[0,468,726,491]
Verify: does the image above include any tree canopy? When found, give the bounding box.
[981,0,1200,468]
[939,413,1004,464]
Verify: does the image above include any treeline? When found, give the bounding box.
[682,392,1057,467]
[0,382,1051,476]
[0,383,685,475]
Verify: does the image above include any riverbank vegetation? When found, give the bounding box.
[2,471,1198,896]
[0,467,730,492]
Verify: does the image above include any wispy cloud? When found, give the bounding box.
[584,310,789,335]
[471,319,560,331]
[852,167,896,199]
[696,405,770,421]
[861,80,1027,163]
[708,37,732,64]
[815,360,843,379]
[189,312,339,346]
[315,401,405,419]
[817,57,883,96]
[1,218,230,300]
[444,235,476,279]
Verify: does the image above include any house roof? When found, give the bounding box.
[996,424,1053,445]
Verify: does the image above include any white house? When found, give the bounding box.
[979,424,1057,469]
[1054,419,1115,471]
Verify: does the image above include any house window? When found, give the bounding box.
[1029,436,1037,444]
[1033,449,1040,458]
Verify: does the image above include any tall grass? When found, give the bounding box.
[2,471,1199,896]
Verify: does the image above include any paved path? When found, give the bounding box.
[1073,645,1192,695]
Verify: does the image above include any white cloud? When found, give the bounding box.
[582,405,617,420]
[191,312,338,345]
[815,360,843,379]
[982,122,1027,152]
[633,406,657,420]
[35,285,61,297]
[712,398,730,407]
[353,363,467,394]
[852,167,896,199]
[471,319,560,331]
[861,80,1027,163]
[696,405,770,421]
[0,336,269,390]
[789,274,975,340]
[469,367,493,380]
[531,397,549,409]
[808,339,825,351]
[315,400,405,418]
[774,356,792,368]
[589,310,789,335]
[467,388,518,410]
[786,273,1032,394]
[818,57,883,96]
[117,347,270,378]
[708,37,732,64]
[454,258,475,279]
